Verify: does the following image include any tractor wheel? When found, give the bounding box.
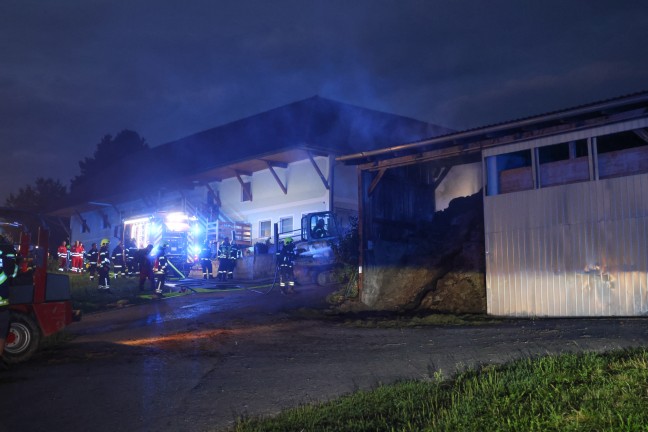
[4,312,41,364]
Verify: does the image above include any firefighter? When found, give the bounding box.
[97,254,112,292]
[199,240,214,279]
[111,240,125,278]
[66,241,71,271]
[138,244,155,292]
[277,237,296,294]
[57,240,68,271]
[153,244,168,298]
[99,239,110,268]
[97,239,111,291]
[0,235,18,368]
[217,237,231,281]
[227,240,239,280]
[86,242,99,281]
[126,238,139,277]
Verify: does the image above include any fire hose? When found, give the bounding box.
[245,260,279,295]
[165,259,198,293]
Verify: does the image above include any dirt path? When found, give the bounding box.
[1,284,647,432]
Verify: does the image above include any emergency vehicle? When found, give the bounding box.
[1,208,80,363]
[122,211,201,271]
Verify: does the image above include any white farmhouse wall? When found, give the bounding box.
[216,156,359,242]
[71,208,121,249]
[70,155,360,250]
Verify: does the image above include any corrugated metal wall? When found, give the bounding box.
[485,173,648,316]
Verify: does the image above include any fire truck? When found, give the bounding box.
[1,208,80,363]
[122,211,201,272]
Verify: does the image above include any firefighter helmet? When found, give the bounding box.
[284,237,293,245]
[101,238,109,246]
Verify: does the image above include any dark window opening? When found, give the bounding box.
[538,140,589,187]
[486,149,533,195]
[597,129,648,179]
[597,129,648,154]
[102,214,111,229]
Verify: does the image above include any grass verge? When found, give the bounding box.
[67,272,190,313]
[233,348,648,431]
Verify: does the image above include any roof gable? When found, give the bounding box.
[155,95,450,176]
[58,96,450,212]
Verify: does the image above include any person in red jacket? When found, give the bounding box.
[57,241,68,272]
[72,241,85,273]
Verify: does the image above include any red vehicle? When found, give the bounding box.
[1,208,80,363]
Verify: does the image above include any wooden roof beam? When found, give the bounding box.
[265,161,288,195]
[307,151,330,190]
[235,172,253,201]
[234,169,253,177]
[432,166,450,190]
[263,159,289,169]
[368,168,387,197]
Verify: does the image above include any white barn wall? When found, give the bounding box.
[483,117,648,317]
[485,173,648,317]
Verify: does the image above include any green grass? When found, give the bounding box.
[232,348,648,432]
[66,271,190,313]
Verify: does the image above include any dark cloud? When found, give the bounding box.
[2,0,648,201]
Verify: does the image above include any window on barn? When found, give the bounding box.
[537,140,589,188]
[485,149,533,195]
[596,128,648,179]
[259,220,271,238]
[279,216,293,235]
[102,214,111,229]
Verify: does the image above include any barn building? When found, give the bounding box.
[51,96,450,275]
[339,91,648,317]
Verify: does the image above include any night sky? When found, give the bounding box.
[2,1,648,202]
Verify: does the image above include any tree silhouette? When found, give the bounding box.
[71,129,149,190]
[5,177,68,213]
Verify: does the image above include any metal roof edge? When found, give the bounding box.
[337,90,648,163]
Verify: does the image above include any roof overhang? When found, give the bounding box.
[185,147,329,184]
[339,91,648,171]
[49,146,332,218]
